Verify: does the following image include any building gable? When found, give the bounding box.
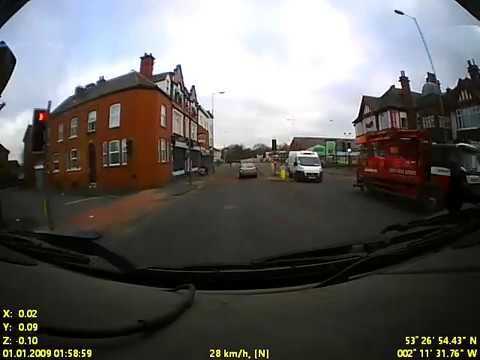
[173,64,184,87]
[0,143,10,155]
[190,85,197,102]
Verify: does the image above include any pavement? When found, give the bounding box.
[1,164,430,268]
[0,176,205,232]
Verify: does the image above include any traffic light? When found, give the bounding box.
[32,108,49,152]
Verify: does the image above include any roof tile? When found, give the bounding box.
[52,71,158,114]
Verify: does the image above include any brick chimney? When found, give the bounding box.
[139,53,155,80]
[467,59,479,81]
[399,70,416,129]
[399,70,411,95]
[426,72,437,84]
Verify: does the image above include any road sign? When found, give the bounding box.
[326,141,336,156]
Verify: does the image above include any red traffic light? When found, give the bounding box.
[37,110,48,122]
[32,108,49,152]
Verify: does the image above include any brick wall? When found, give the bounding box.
[47,88,173,192]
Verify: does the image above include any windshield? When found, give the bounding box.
[298,157,321,166]
[1,0,478,267]
[1,0,480,323]
[459,150,480,172]
[241,163,255,168]
[2,0,479,267]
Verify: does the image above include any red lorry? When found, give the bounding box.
[354,129,480,212]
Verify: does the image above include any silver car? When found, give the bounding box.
[239,162,258,178]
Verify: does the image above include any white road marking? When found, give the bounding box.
[223,205,237,210]
[64,197,103,206]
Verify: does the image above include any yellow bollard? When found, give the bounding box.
[280,167,286,180]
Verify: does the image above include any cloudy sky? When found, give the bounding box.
[0,0,479,160]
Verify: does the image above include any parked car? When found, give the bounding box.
[238,162,257,178]
[287,151,323,182]
[198,166,209,176]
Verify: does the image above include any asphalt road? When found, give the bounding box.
[98,163,426,268]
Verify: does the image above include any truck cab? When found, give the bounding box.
[428,143,480,210]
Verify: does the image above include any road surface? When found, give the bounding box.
[92,163,425,268]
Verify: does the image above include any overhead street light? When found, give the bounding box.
[211,91,225,118]
[394,9,437,76]
[394,8,445,119]
[210,91,225,173]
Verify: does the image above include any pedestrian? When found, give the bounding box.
[446,161,466,214]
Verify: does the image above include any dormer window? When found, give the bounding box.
[459,89,473,102]
[364,105,371,114]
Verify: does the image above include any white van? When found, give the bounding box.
[287,151,323,182]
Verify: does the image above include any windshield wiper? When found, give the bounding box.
[316,210,480,288]
[0,232,92,265]
[0,230,136,273]
[381,206,480,234]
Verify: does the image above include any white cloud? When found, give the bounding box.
[55,59,137,102]
[143,0,368,147]
[2,0,478,154]
[0,110,31,162]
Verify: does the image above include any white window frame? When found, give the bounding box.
[422,115,435,129]
[160,105,167,127]
[68,148,79,170]
[52,160,60,174]
[102,142,108,167]
[456,109,463,129]
[58,123,64,142]
[191,122,198,141]
[87,111,96,132]
[121,138,128,165]
[69,117,79,138]
[400,112,407,128]
[109,103,121,128]
[160,138,168,163]
[173,109,184,136]
[363,115,377,133]
[108,140,121,166]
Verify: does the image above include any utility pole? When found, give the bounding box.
[210,91,225,174]
[44,100,54,230]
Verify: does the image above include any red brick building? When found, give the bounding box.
[152,65,213,175]
[47,54,175,191]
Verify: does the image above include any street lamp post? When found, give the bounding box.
[211,91,225,118]
[394,9,446,132]
[394,10,436,76]
[210,91,225,173]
